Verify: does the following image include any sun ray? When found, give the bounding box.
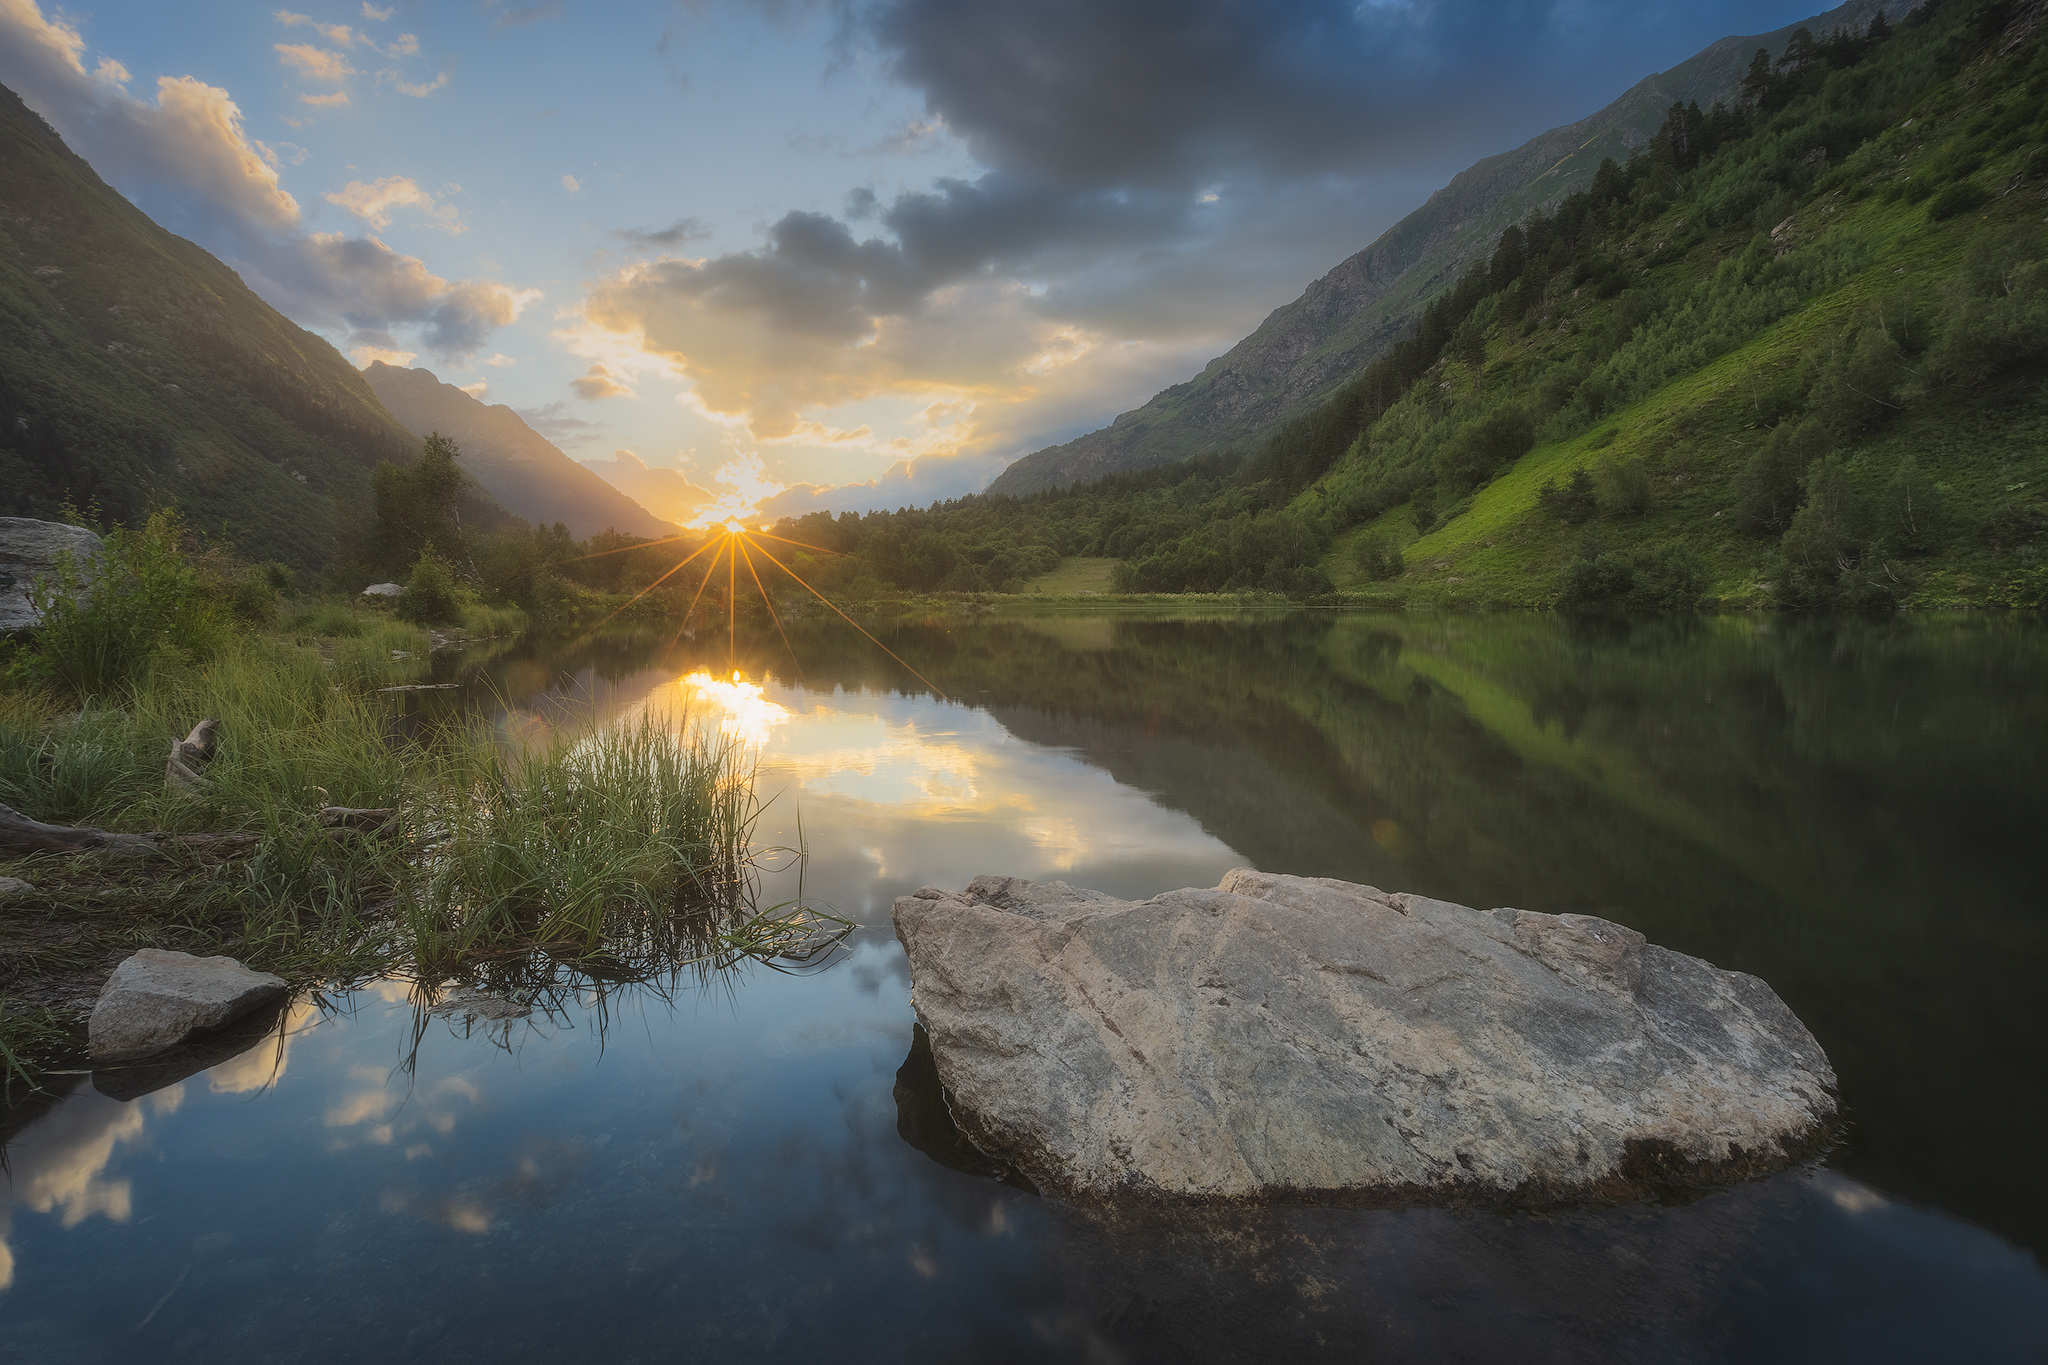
[747,537,950,701]
[737,536,802,676]
[681,536,727,631]
[726,532,737,663]
[755,532,857,559]
[560,530,706,564]
[592,534,723,630]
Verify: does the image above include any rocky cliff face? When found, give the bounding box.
[988,0,1913,496]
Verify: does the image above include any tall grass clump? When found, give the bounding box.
[398,711,765,972]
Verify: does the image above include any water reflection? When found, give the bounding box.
[2,613,2043,1361]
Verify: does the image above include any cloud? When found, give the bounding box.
[569,363,634,400]
[362,2,394,18]
[353,344,418,367]
[459,380,489,398]
[275,42,356,84]
[274,12,355,47]
[613,217,711,250]
[514,400,605,446]
[481,352,517,367]
[324,175,466,233]
[391,68,444,96]
[0,0,534,363]
[561,173,581,195]
[298,90,350,107]
[758,450,1006,520]
[579,449,716,523]
[490,1,564,28]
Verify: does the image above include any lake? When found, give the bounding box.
[3,611,2044,1362]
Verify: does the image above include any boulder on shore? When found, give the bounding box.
[89,949,288,1063]
[0,516,102,632]
[893,870,1837,1205]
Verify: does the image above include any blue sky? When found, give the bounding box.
[0,0,1829,523]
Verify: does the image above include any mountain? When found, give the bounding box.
[988,0,1912,496]
[0,82,427,571]
[362,363,676,540]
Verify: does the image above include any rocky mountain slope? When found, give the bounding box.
[363,363,674,540]
[989,0,1913,496]
[0,83,427,571]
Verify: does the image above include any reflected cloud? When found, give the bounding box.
[0,1091,148,1290]
[209,997,322,1094]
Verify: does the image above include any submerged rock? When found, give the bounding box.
[0,516,101,632]
[89,949,288,1063]
[893,870,1837,1204]
[0,875,35,898]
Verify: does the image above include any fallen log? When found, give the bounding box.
[0,801,256,857]
[0,802,396,858]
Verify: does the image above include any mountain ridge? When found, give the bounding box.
[0,81,430,570]
[362,363,676,541]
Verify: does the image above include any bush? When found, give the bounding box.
[12,507,231,697]
[1594,454,1652,516]
[1536,466,1598,523]
[396,544,464,626]
[1734,419,1828,535]
[1352,533,1405,581]
[1555,535,1707,611]
[1927,180,1992,221]
[1411,486,1438,535]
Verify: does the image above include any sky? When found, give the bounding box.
[0,0,1828,525]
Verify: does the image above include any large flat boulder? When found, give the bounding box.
[893,870,1837,1204]
[89,949,288,1063]
[0,516,101,632]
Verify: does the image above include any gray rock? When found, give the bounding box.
[360,582,402,598]
[0,876,35,898]
[0,517,102,632]
[89,949,288,1063]
[893,870,1837,1205]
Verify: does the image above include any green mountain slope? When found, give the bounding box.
[988,0,1912,497]
[0,82,425,571]
[764,0,2047,610]
[363,363,675,541]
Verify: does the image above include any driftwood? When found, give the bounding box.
[0,802,398,858]
[165,717,220,793]
[0,802,257,857]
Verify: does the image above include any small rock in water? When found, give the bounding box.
[89,949,288,1063]
[0,875,35,898]
[893,870,1838,1205]
[430,986,530,1022]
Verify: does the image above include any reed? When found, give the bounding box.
[0,633,824,1033]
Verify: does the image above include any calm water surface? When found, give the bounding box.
[3,612,2044,1362]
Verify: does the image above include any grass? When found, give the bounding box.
[0,614,839,1091]
[1016,557,1118,595]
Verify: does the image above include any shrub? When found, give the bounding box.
[396,544,464,625]
[1352,533,1405,581]
[1734,419,1828,535]
[1536,466,1598,523]
[1927,180,1992,221]
[13,508,231,697]
[1594,454,1652,516]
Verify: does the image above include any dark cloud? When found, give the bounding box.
[756,451,1006,520]
[514,401,606,446]
[865,0,1820,189]
[612,216,713,250]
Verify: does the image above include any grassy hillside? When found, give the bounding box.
[986,0,1914,496]
[1301,0,2047,609]
[0,83,426,571]
[761,0,2042,612]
